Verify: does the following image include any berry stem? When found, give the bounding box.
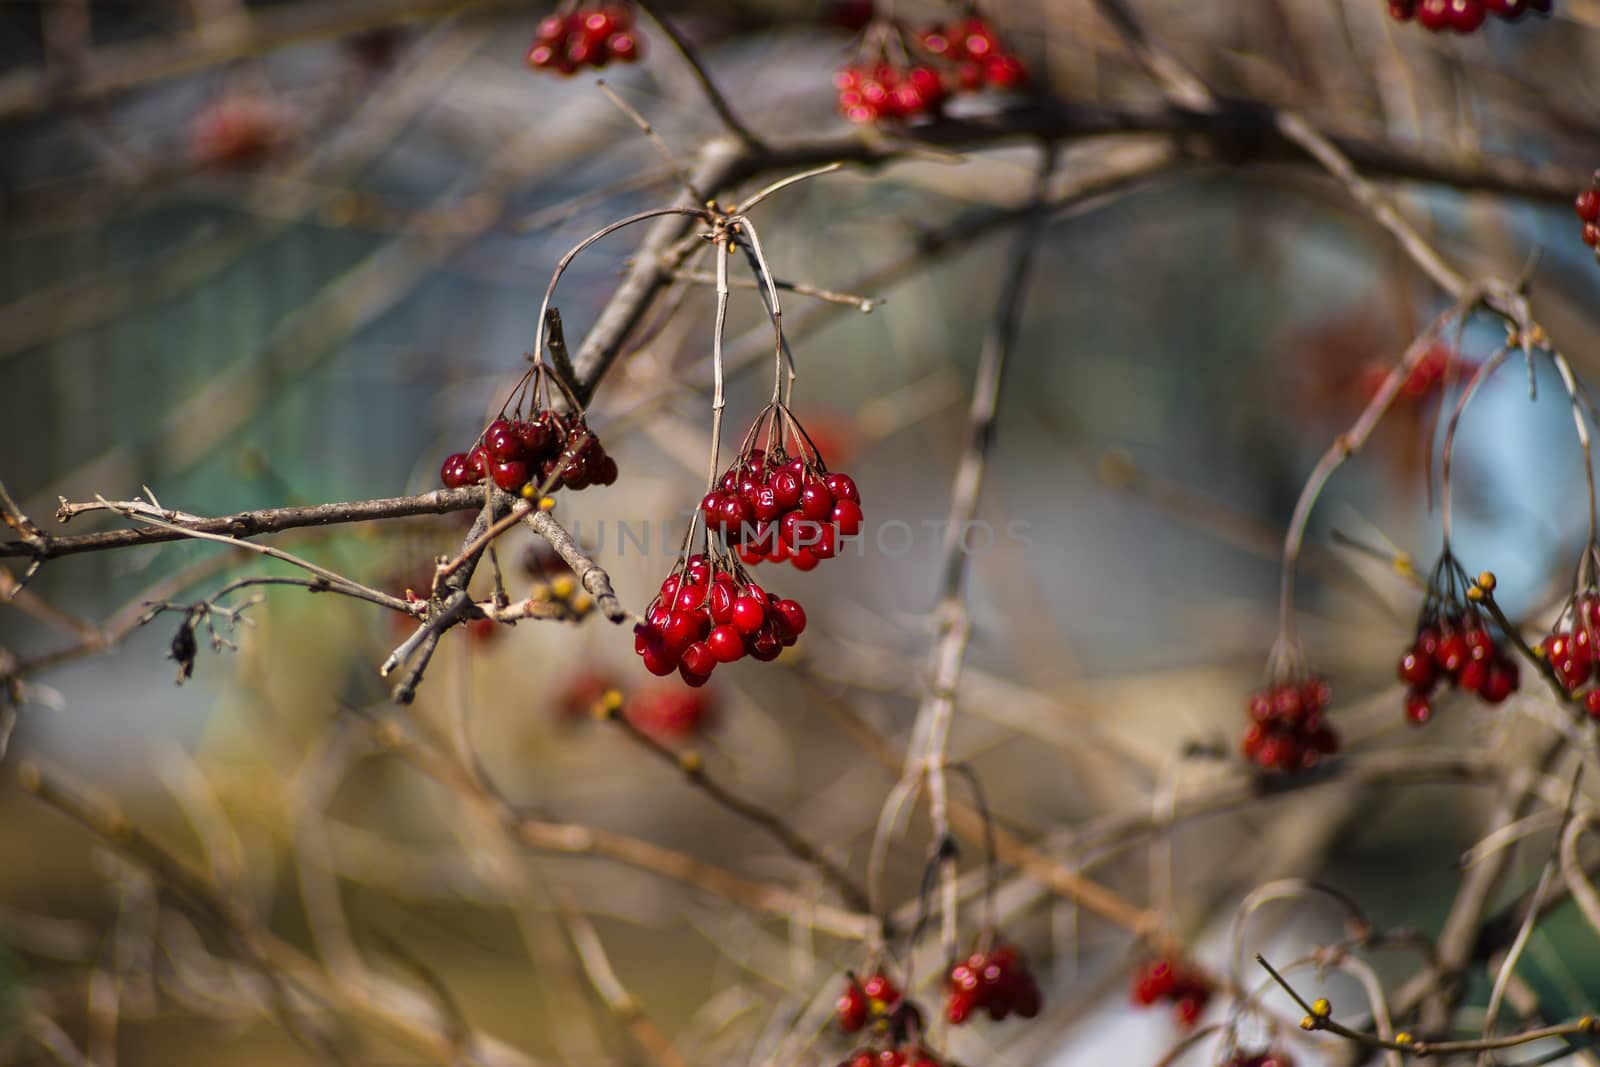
[1275,308,1464,654]
[532,206,712,399]
[893,146,1055,970]
[706,229,731,494]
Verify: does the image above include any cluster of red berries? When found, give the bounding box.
[701,448,862,571]
[946,944,1041,1024]
[834,12,1026,124]
[526,4,642,74]
[836,972,902,1032]
[1578,181,1600,259]
[555,669,717,737]
[1398,613,1519,724]
[440,409,617,496]
[1539,597,1600,720]
[634,553,806,686]
[1225,1052,1297,1067]
[1130,956,1214,1027]
[1240,677,1340,773]
[1398,560,1520,724]
[1387,0,1551,32]
[1356,341,1467,405]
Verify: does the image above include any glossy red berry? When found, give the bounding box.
[485,419,521,461]
[835,982,868,1032]
[1579,189,1600,224]
[825,472,860,504]
[491,459,530,493]
[832,500,864,537]
[708,624,746,663]
[772,599,807,637]
[441,452,474,488]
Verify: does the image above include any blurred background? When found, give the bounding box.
[2,1,1600,1064]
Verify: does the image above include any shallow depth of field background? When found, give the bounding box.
[2,2,1600,1065]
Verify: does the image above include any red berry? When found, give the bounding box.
[1398,650,1435,687]
[1578,189,1600,224]
[491,459,530,493]
[836,982,868,1032]
[1583,223,1600,248]
[441,452,473,488]
[680,641,716,677]
[1585,690,1600,720]
[1405,689,1433,725]
[984,53,1028,88]
[1418,0,1452,27]
[1481,661,1517,704]
[748,626,783,662]
[707,625,746,663]
[1437,632,1469,672]
[730,596,765,633]
[608,31,640,63]
[536,14,567,42]
[772,599,807,637]
[824,472,860,504]
[1449,0,1487,31]
[832,500,864,537]
[861,973,900,1004]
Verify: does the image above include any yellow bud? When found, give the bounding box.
[1395,1032,1413,1045]
[538,496,556,512]
[601,689,624,713]
[1466,585,1483,602]
[550,576,576,600]
[678,750,703,774]
[1299,1016,1316,1031]
[1311,998,1331,1017]
[1477,571,1497,591]
[1579,1017,1596,1034]
[529,583,552,603]
[520,483,538,500]
[571,593,594,615]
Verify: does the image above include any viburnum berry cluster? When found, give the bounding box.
[1356,340,1468,406]
[1539,592,1600,720]
[701,407,863,571]
[1225,1051,1297,1067]
[833,6,1026,124]
[554,670,717,737]
[1397,557,1519,725]
[1387,0,1551,32]
[633,552,806,686]
[1130,956,1214,1026]
[945,944,1041,1024]
[1578,178,1600,260]
[440,365,617,495]
[526,3,642,75]
[1240,676,1339,773]
[836,972,902,1033]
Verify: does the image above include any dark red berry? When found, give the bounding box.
[491,459,530,493]
[441,452,473,488]
[1578,189,1600,224]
